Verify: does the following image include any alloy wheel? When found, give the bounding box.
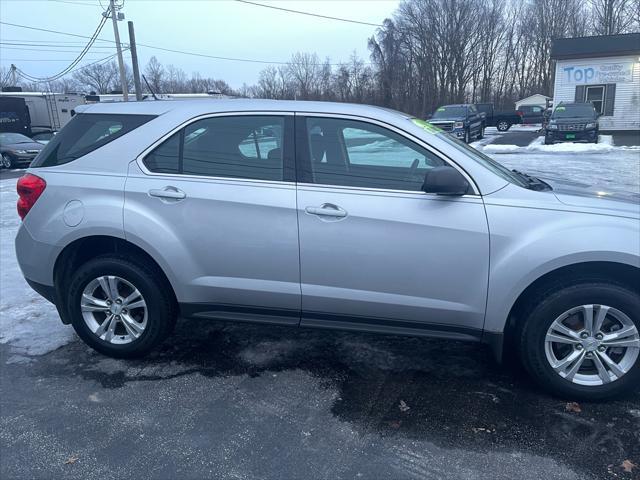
[1,155,11,169]
[544,304,640,386]
[80,275,148,344]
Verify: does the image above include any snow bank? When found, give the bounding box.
[483,135,640,154]
[0,178,75,360]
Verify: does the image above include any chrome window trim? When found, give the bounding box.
[136,110,480,196]
[295,111,480,196]
[135,111,294,181]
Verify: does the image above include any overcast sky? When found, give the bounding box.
[0,0,400,88]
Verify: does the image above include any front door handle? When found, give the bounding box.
[305,203,348,218]
[148,187,186,200]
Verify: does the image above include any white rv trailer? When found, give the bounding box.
[84,92,229,103]
[0,92,85,133]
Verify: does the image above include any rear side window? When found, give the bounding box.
[31,113,155,167]
[143,115,287,181]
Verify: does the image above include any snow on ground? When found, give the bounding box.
[0,179,75,362]
[482,134,640,154]
[475,134,640,193]
[485,148,640,193]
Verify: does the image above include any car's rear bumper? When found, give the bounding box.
[15,223,60,289]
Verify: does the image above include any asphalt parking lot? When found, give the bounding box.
[2,320,639,480]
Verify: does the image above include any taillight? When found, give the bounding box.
[17,174,46,220]
[516,110,523,116]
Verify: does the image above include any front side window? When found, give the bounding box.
[144,116,285,181]
[302,117,446,191]
[32,113,155,167]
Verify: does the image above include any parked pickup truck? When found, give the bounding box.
[427,104,484,143]
[475,103,522,131]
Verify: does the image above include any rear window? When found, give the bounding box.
[31,113,155,167]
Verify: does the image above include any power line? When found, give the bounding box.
[1,20,371,67]
[2,58,116,61]
[1,43,116,51]
[235,0,383,27]
[0,21,119,45]
[47,0,102,6]
[14,13,109,82]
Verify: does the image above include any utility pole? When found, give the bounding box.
[10,64,16,86]
[108,0,129,101]
[127,21,142,101]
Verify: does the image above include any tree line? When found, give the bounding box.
[2,0,638,116]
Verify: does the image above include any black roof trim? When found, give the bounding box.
[551,33,640,60]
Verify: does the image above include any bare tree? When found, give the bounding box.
[72,61,119,94]
[589,0,637,34]
[144,56,165,94]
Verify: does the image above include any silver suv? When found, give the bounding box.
[15,100,639,400]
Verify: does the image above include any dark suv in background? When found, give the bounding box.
[427,104,484,143]
[544,102,600,145]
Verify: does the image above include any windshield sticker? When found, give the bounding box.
[555,106,566,111]
[436,107,446,112]
[412,118,442,134]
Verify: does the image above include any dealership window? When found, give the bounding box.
[586,85,605,114]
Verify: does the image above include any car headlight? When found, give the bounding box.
[547,124,558,130]
[454,122,464,129]
[585,123,596,129]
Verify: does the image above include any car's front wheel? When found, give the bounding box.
[519,282,640,400]
[67,255,177,358]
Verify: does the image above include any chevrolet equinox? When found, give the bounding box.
[15,99,640,400]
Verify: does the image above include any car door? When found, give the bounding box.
[295,115,490,337]
[124,113,301,324]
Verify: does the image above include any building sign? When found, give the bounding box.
[562,62,634,84]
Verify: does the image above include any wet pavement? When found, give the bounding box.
[2,319,639,480]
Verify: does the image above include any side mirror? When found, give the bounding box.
[422,166,470,196]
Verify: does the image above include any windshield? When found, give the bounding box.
[0,133,32,145]
[552,104,596,119]
[410,118,529,188]
[432,106,466,118]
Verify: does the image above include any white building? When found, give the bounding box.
[551,33,640,132]
[515,94,551,110]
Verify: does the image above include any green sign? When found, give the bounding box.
[412,118,442,134]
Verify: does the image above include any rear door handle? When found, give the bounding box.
[305,203,348,218]
[148,187,186,200]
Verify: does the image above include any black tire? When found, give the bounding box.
[497,120,510,132]
[544,137,553,145]
[519,282,640,401]
[1,154,14,169]
[477,126,484,140]
[67,254,177,358]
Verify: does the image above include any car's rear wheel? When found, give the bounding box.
[1,154,13,169]
[67,255,177,358]
[519,283,640,400]
[497,120,510,132]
